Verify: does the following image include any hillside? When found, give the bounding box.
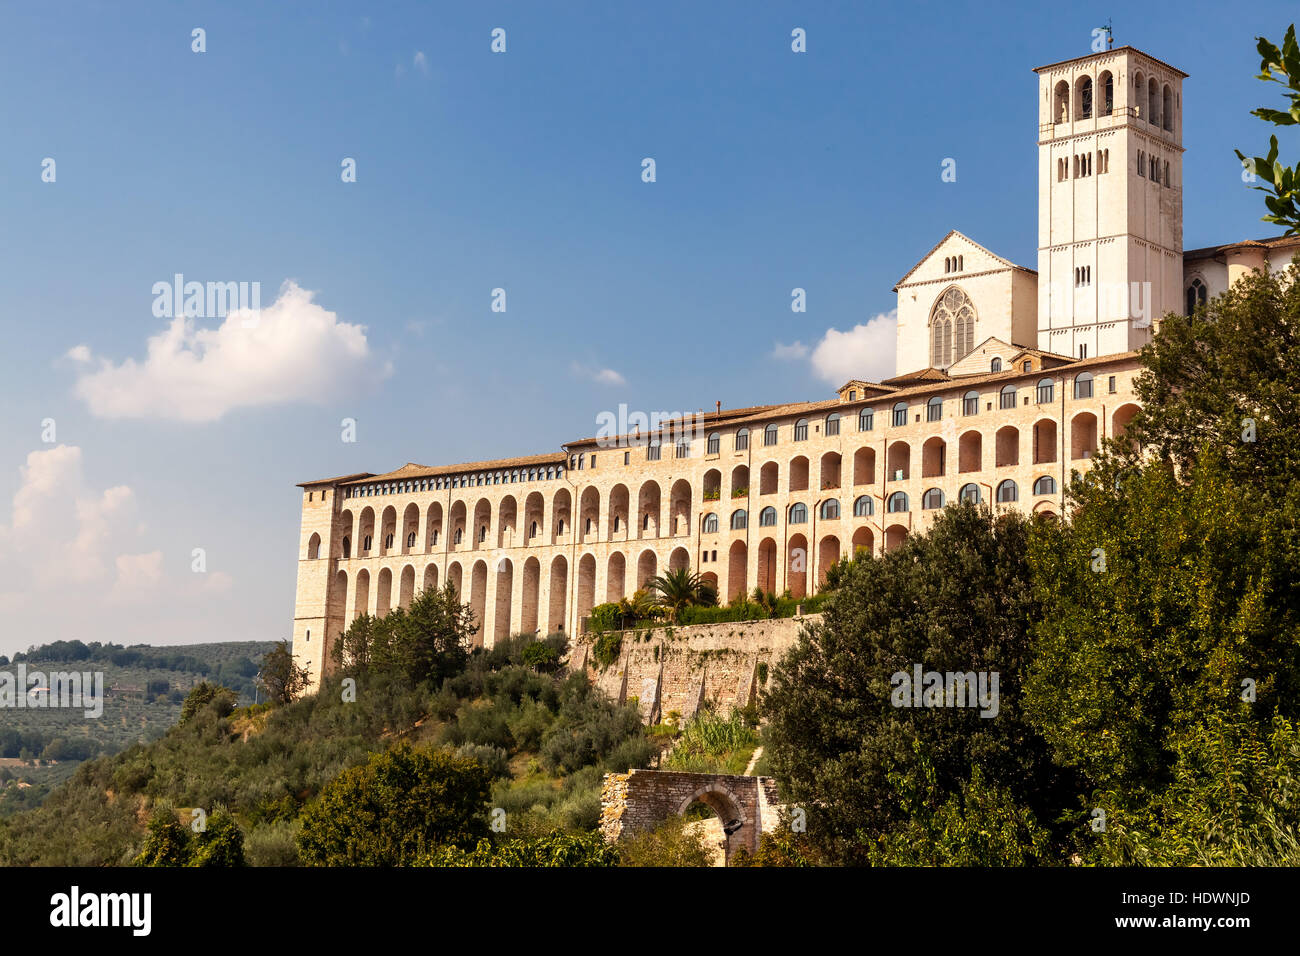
[0,640,275,817]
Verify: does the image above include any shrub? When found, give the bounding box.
[592,631,623,669]
[617,816,713,867]
[455,743,511,781]
[587,603,622,635]
[296,743,491,866]
[245,819,302,867]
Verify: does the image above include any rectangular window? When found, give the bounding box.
[892,407,907,427]
[764,429,777,447]
[1000,390,1016,410]
[963,395,978,416]
[826,417,840,436]
[1079,344,1088,359]
[859,411,874,432]
[1108,375,1117,394]
[707,434,720,455]
[676,441,690,459]
[927,402,941,422]
[623,451,630,465]
[648,442,661,461]
[1037,382,1054,404]
[736,431,749,451]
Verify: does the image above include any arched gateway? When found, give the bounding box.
[600,769,783,865]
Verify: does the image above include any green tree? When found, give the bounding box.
[188,806,246,867]
[258,641,310,706]
[178,682,238,726]
[762,503,1073,865]
[1236,24,1300,234]
[133,806,191,866]
[1115,259,1300,499]
[1025,453,1300,802]
[646,567,718,622]
[296,743,491,866]
[369,583,475,686]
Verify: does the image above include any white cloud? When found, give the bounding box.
[807,311,898,385]
[0,446,238,652]
[0,445,155,597]
[414,51,429,74]
[771,340,809,360]
[69,280,388,422]
[570,362,626,387]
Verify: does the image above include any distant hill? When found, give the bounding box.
[0,640,276,816]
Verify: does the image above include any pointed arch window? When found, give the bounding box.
[932,287,975,367]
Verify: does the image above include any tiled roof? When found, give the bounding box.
[340,452,568,485]
[1183,234,1300,261]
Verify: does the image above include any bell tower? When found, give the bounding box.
[1034,45,1186,359]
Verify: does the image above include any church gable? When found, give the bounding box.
[893,230,1021,292]
[947,337,1024,376]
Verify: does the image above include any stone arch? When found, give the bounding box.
[401,503,419,554]
[958,430,982,473]
[447,561,463,598]
[469,560,488,644]
[669,546,690,573]
[789,456,809,492]
[307,532,321,560]
[547,555,568,633]
[423,563,439,594]
[637,481,661,539]
[819,451,841,490]
[336,509,354,559]
[552,488,572,543]
[703,468,722,502]
[521,556,541,635]
[606,551,627,603]
[376,567,393,618]
[669,479,692,536]
[524,491,544,542]
[608,484,630,537]
[727,540,748,603]
[358,507,376,556]
[995,425,1020,467]
[577,553,597,625]
[498,495,518,549]
[851,525,874,558]
[759,461,779,496]
[379,506,398,555]
[494,557,514,643]
[853,447,875,485]
[398,564,416,610]
[886,441,910,481]
[1071,412,1098,460]
[449,501,467,549]
[787,533,808,599]
[472,498,492,549]
[921,436,946,478]
[730,465,749,499]
[884,524,908,552]
[1033,418,1058,464]
[817,535,840,589]
[426,502,443,550]
[353,568,370,619]
[579,486,601,544]
[1112,403,1140,445]
[757,537,777,593]
[636,549,658,588]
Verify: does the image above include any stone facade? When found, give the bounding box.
[575,615,813,724]
[600,769,783,864]
[288,42,1300,694]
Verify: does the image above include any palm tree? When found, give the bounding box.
[646,567,718,622]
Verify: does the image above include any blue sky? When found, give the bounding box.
[0,0,1294,654]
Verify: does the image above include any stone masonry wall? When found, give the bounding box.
[570,614,817,725]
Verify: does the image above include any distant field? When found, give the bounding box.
[0,640,276,816]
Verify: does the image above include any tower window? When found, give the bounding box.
[1185,278,1207,315]
[1138,151,1146,178]
[1076,75,1092,120]
[1099,70,1114,115]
